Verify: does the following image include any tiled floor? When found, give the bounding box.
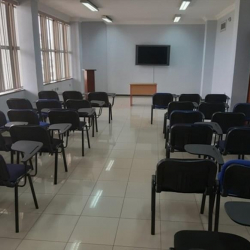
[0,96,250,250]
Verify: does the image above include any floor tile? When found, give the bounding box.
[65,243,113,250]
[160,200,201,223]
[115,219,160,248]
[17,240,66,250]
[0,212,40,239]
[25,214,78,242]
[109,149,135,159]
[121,198,160,220]
[58,180,95,196]
[131,158,158,170]
[92,181,127,197]
[126,182,152,199]
[0,238,21,250]
[44,195,88,215]
[24,178,65,195]
[77,157,107,168]
[99,168,130,181]
[82,196,123,217]
[104,158,133,169]
[8,193,53,214]
[69,216,119,245]
[69,167,102,181]
[129,169,154,183]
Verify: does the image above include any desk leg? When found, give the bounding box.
[130,94,132,106]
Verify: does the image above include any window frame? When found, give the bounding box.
[38,12,72,85]
[0,0,21,93]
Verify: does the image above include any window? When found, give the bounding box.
[0,1,21,93]
[38,13,71,84]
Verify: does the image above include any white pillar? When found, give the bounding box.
[71,21,84,93]
[200,20,217,98]
[230,0,250,107]
[16,0,43,102]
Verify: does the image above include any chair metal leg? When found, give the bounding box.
[214,189,221,232]
[54,151,58,185]
[151,106,153,125]
[14,184,19,233]
[151,175,156,235]
[17,152,20,164]
[86,126,90,148]
[11,151,14,164]
[166,146,170,158]
[200,189,207,214]
[208,192,215,231]
[109,106,111,124]
[27,174,39,209]
[110,106,113,120]
[61,145,68,172]
[82,129,84,156]
[95,113,98,132]
[92,115,95,137]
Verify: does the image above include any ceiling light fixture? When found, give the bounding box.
[81,0,99,12]
[173,15,181,23]
[102,15,113,23]
[179,0,191,10]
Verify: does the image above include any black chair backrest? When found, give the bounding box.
[152,93,173,107]
[211,112,246,134]
[170,124,213,151]
[63,91,83,103]
[224,127,250,155]
[38,91,59,101]
[179,94,201,104]
[48,110,79,131]
[66,99,91,109]
[155,159,217,193]
[36,99,62,113]
[205,94,227,104]
[0,155,11,185]
[7,98,33,110]
[88,92,109,106]
[10,125,53,153]
[170,110,203,128]
[233,103,250,121]
[0,133,9,151]
[168,102,195,119]
[0,111,7,127]
[8,110,39,125]
[222,163,250,198]
[198,102,225,120]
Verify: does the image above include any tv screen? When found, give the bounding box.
[136,45,170,66]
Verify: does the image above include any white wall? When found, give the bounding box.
[200,21,217,97]
[81,22,108,92]
[211,11,235,98]
[0,91,26,115]
[80,23,205,94]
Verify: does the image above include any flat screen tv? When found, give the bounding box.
[136,45,171,66]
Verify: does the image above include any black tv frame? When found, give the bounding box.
[135,45,171,66]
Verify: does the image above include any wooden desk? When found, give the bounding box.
[130,83,157,106]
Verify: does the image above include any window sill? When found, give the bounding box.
[0,88,25,97]
[43,78,73,86]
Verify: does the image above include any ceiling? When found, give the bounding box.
[39,0,236,24]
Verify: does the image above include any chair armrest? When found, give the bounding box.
[11,141,43,163]
[48,123,72,134]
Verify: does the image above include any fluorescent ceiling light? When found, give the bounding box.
[173,15,181,23]
[180,0,191,10]
[102,15,113,23]
[81,1,98,11]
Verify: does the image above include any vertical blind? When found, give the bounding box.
[38,13,71,84]
[0,1,21,93]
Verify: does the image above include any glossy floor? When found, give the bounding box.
[0,97,250,250]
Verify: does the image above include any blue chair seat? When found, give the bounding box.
[154,105,168,109]
[217,140,225,151]
[39,121,49,127]
[7,164,31,182]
